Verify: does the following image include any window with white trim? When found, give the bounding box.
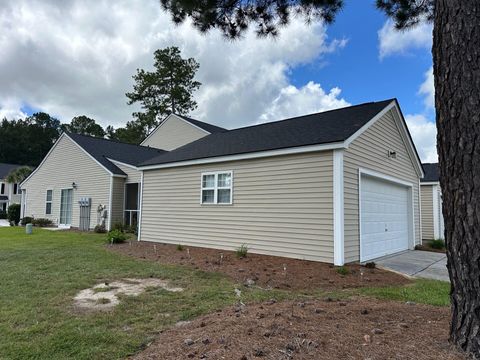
[201,171,233,204]
[45,189,53,215]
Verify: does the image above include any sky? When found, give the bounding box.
[0,0,437,162]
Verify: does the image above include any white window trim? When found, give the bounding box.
[45,188,53,216]
[200,171,233,205]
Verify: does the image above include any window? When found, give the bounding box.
[13,184,20,195]
[201,171,233,204]
[45,190,53,215]
[0,183,4,194]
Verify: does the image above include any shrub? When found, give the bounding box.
[7,204,21,226]
[365,262,376,269]
[430,239,445,250]
[32,218,53,227]
[106,229,127,244]
[94,224,107,233]
[0,210,6,219]
[20,217,34,225]
[111,222,125,232]
[336,266,350,275]
[235,244,248,258]
[176,244,184,251]
[124,224,138,235]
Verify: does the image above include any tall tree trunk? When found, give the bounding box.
[433,1,480,355]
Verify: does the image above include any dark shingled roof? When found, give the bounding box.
[176,114,227,134]
[140,99,395,167]
[421,163,439,182]
[0,163,23,180]
[66,133,166,175]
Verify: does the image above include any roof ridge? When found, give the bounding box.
[213,99,396,134]
[174,113,227,132]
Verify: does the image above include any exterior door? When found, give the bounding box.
[360,174,411,261]
[59,189,73,227]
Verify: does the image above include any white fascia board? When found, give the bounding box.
[138,142,345,171]
[137,171,144,241]
[333,149,345,266]
[420,181,440,186]
[107,158,138,169]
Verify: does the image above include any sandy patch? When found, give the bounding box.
[73,278,183,311]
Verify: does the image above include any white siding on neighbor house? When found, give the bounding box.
[21,135,111,229]
[140,152,335,262]
[343,109,421,263]
[110,160,142,184]
[110,176,125,227]
[141,116,208,151]
[421,184,434,240]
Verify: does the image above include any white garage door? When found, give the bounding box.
[360,174,411,262]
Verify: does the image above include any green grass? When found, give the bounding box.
[0,227,451,359]
[360,279,450,306]
[0,228,284,359]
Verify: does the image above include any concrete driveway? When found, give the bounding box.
[375,250,449,282]
[0,219,9,227]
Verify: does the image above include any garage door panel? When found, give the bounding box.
[361,174,410,261]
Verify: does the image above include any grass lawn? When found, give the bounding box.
[0,228,285,359]
[0,227,451,359]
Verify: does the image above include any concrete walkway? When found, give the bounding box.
[375,250,449,282]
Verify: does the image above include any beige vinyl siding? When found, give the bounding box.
[110,176,125,226]
[421,184,434,240]
[343,109,421,262]
[21,135,111,229]
[141,116,208,150]
[140,152,334,262]
[110,160,142,183]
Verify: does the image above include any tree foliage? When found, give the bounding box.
[61,115,106,138]
[106,121,146,145]
[126,46,201,135]
[5,166,33,184]
[160,0,344,38]
[0,113,62,166]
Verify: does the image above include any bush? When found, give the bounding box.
[94,224,107,233]
[32,218,53,227]
[20,217,34,225]
[336,266,350,275]
[111,222,125,232]
[124,224,138,235]
[430,239,445,250]
[106,229,127,244]
[235,244,248,258]
[176,244,184,251]
[0,210,7,219]
[365,262,376,269]
[7,204,21,226]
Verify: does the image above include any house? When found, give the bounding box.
[420,163,444,240]
[0,163,24,213]
[20,133,164,230]
[19,114,225,230]
[137,99,424,265]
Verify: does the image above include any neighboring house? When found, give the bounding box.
[0,163,24,212]
[141,113,226,150]
[420,163,444,240]
[137,99,424,265]
[20,133,165,230]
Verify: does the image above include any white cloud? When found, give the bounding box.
[378,19,432,59]
[0,98,27,120]
[405,114,437,163]
[259,82,349,122]
[419,67,434,109]
[0,0,347,129]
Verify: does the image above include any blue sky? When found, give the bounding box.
[291,1,433,119]
[0,0,437,161]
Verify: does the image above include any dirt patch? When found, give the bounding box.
[415,244,446,254]
[109,242,410,291]
[73,278,183,311]
[133,297,465,360]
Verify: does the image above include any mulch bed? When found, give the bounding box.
[415,244,446,254]
[133,297,465,360]
[109,241,410,291]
